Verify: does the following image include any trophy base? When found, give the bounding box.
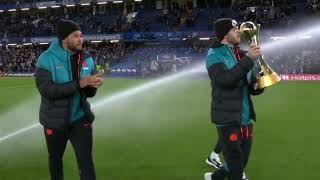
[257,72,281,89]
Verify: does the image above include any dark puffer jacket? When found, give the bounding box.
[35,40,97,129]
[206,39,264,125]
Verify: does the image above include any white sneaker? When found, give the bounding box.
[204,171,246,180]
[204,172,213,180]
[242,172,248,180]
[205,157,223,169]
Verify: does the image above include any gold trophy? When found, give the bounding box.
[240,21,281,89]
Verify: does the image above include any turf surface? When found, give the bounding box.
[0,77,319,180]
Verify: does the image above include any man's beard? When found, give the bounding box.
[233,41,240,46]
[68,43,82,52]
[231,37,240,46]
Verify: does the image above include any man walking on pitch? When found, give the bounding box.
[35,19,103,180]
[204,18,264,180]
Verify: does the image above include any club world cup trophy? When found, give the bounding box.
[240,21,281,89]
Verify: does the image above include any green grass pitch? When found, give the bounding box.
[0,77,319,180]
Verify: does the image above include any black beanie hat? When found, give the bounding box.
[214,18,238,41]
[56,19,81,40]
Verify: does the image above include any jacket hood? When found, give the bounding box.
[48,40,70,62]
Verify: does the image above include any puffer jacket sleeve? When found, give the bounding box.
[81,57,97,98]
[207,51,255,89]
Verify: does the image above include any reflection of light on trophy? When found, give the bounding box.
[240,21,281,89]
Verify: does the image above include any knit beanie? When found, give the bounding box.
[214,18,238,41]
[56,19,81,40]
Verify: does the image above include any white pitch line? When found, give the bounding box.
[0,123,40,142]
[0,63,204,144]
[1,85,34,89]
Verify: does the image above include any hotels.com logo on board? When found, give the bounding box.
[280,74,320,81]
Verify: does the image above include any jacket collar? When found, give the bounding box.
[48,40,70,62]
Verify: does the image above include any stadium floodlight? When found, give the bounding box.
[270,36,287,41]
[23,43,33,46]
[298,35,312,39]
[81,3,90,6]
[270,35,311,41]
[199,37,210,41]
[51,6,60,8]
[66,4,75,7]
[0,10,4,13]
[38,7,47,9]
[39,42,49,45]
[97,2,107,5]
[110,40,119,43]
[91,40,102,43]
[135,0,143,2]
[21,8,30,11]
[183,38,187,41]
[8,9,16,12]
[113,1,123,3]
[8,43,17,46]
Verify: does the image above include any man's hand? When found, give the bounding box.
[247,44,261,61]
[92,73,104,88]
[79,74,104,88]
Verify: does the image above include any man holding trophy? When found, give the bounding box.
[204,18,279,180]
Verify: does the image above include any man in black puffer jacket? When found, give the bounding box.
[35,19,103,180]
[204,18,265,180]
